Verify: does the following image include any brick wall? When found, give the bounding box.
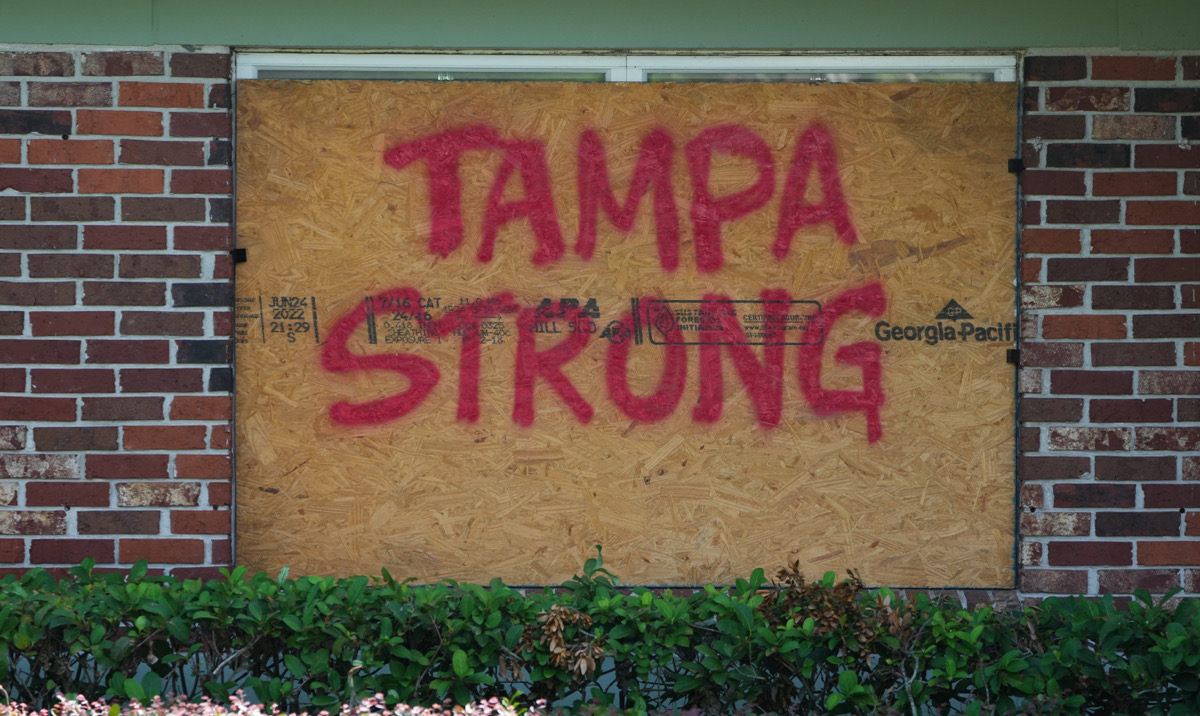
[1019,52,1200,596]
[2,44,1198,596]
[0,46,233,578]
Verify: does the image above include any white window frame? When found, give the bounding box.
[235,52,1017,82]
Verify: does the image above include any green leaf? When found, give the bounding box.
[124,678,146,702]
[452,649,469,679]
[825,693,845,710]
[838,669,859,692]
[284,653,306,680]
[141,671,162,698]
[675,674,704,692]
[282,614,303,631]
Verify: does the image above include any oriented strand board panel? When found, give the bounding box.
[235,80,1017,587]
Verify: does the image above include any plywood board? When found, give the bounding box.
[235,80,1017,587]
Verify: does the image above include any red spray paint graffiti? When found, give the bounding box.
[327,122,885,441]
[382,121,857,272]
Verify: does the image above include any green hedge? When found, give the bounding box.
[3,552,1200,714]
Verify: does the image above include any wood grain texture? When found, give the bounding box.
[235,80,1018,586]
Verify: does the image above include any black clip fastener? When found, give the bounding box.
[1008,158,1025,174]
[231,248,247,263]
[1007,348,1020,365]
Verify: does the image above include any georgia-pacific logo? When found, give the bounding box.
[874,299,1014,347]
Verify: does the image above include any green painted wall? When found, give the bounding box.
[1,0,1197,51]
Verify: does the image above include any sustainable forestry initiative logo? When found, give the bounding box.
[874,299,1013,347]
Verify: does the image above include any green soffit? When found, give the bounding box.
[0,0,1198,51]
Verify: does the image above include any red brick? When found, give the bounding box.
[1139,542,1200,566]
[86,454,168,480]
[1022,257,1041,282]
[26,482,110,507]
[76,109,163,137]
[208,85,229,110]
[1048,541,1132,566]
[1022,141,1040,168]
[1046,200,1121,225]
[170,566,225,580]
[207,481,231,506]
[119,140,204,166]
[1022,285,1084,310]
[174,226,231,251]
[169,53,230,78]
[30,311,115,337]
[1188,234,1200,254]
[116,482,200,507]
[0,397,75,422]
[1137,427,1200,451]
[1134,315,1200,339]
[171,169,231,195]
[1021,456,1090,481]
[0,139,18,163]
[1022,114,1085,140]
[1022,170,1085,196]
[210,425,231,450]
[82,51,163,77]
[1022,229,1080,254]
[1046,87,1130,112]
[1047,426,1130,451]
[0,426,26,451]
[119,82,204,109]
[1097,456,1176,481]
[1020,568,1087,594]
[119,254,201,279]
[81,397,163,421]
[1128,201,1200,226]
[1091,56,1177,81]
[1021,200,1041,226]
[82,225,167,251]
[1189,343,1200,367]
[1020,342,1083,368]
[1021,511,1091,537]
[30,197,114,222]
[1022,397,1082,422]
[77,511,161,534]
[1092,173,1177,198]
[1091,342,1177,366]
[28,139,114,165]
[1053,483,1135,508]
[1185,456,1200,481]
[0,51,72,76]
[123,425,207,450]
[0,338,80,363]
[119,538,204,564]
[1099,569,1180,594]
[0,540,23,563]
[1025,56,1086,81]
[1182,398,1200,421]
[213,255,233,280]
[120,368,204,393]
[171,510,230,534]
[1021,426,1040,452]
[176,454,232,480]
[1043,315,1125,340]
[170,396,231,420]
[28,83,112,107]
[35,427,118,451]
[1045,143,1130,169]
[28,254,113,280]
[1090,399,1174,423]
[122,197,206,222]
[0,312,21,335]
[78,168,163,194]
[0,368,23,391]
[83,282,166,306]
[1021,483,1044,509]
[0,225,76,250]
[85,339,170,365]
[1132,257,1200,283]
[1137,146,1200,169]
[0,510,66,535]
[30,368,115,393]
[1093,115,1176,141]
[0,168,73,193]
[1186,57,1200,80]
[1145,484,1200,509]
[1091,285,1175,309]
[1098,512,1179,537]
[1139,370,1200,395]
[169,112,231,138]
[1046,257,1128,282]
[119,312,204,337]
[30,538,114,563]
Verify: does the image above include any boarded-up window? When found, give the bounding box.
[235,79,1017,586]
